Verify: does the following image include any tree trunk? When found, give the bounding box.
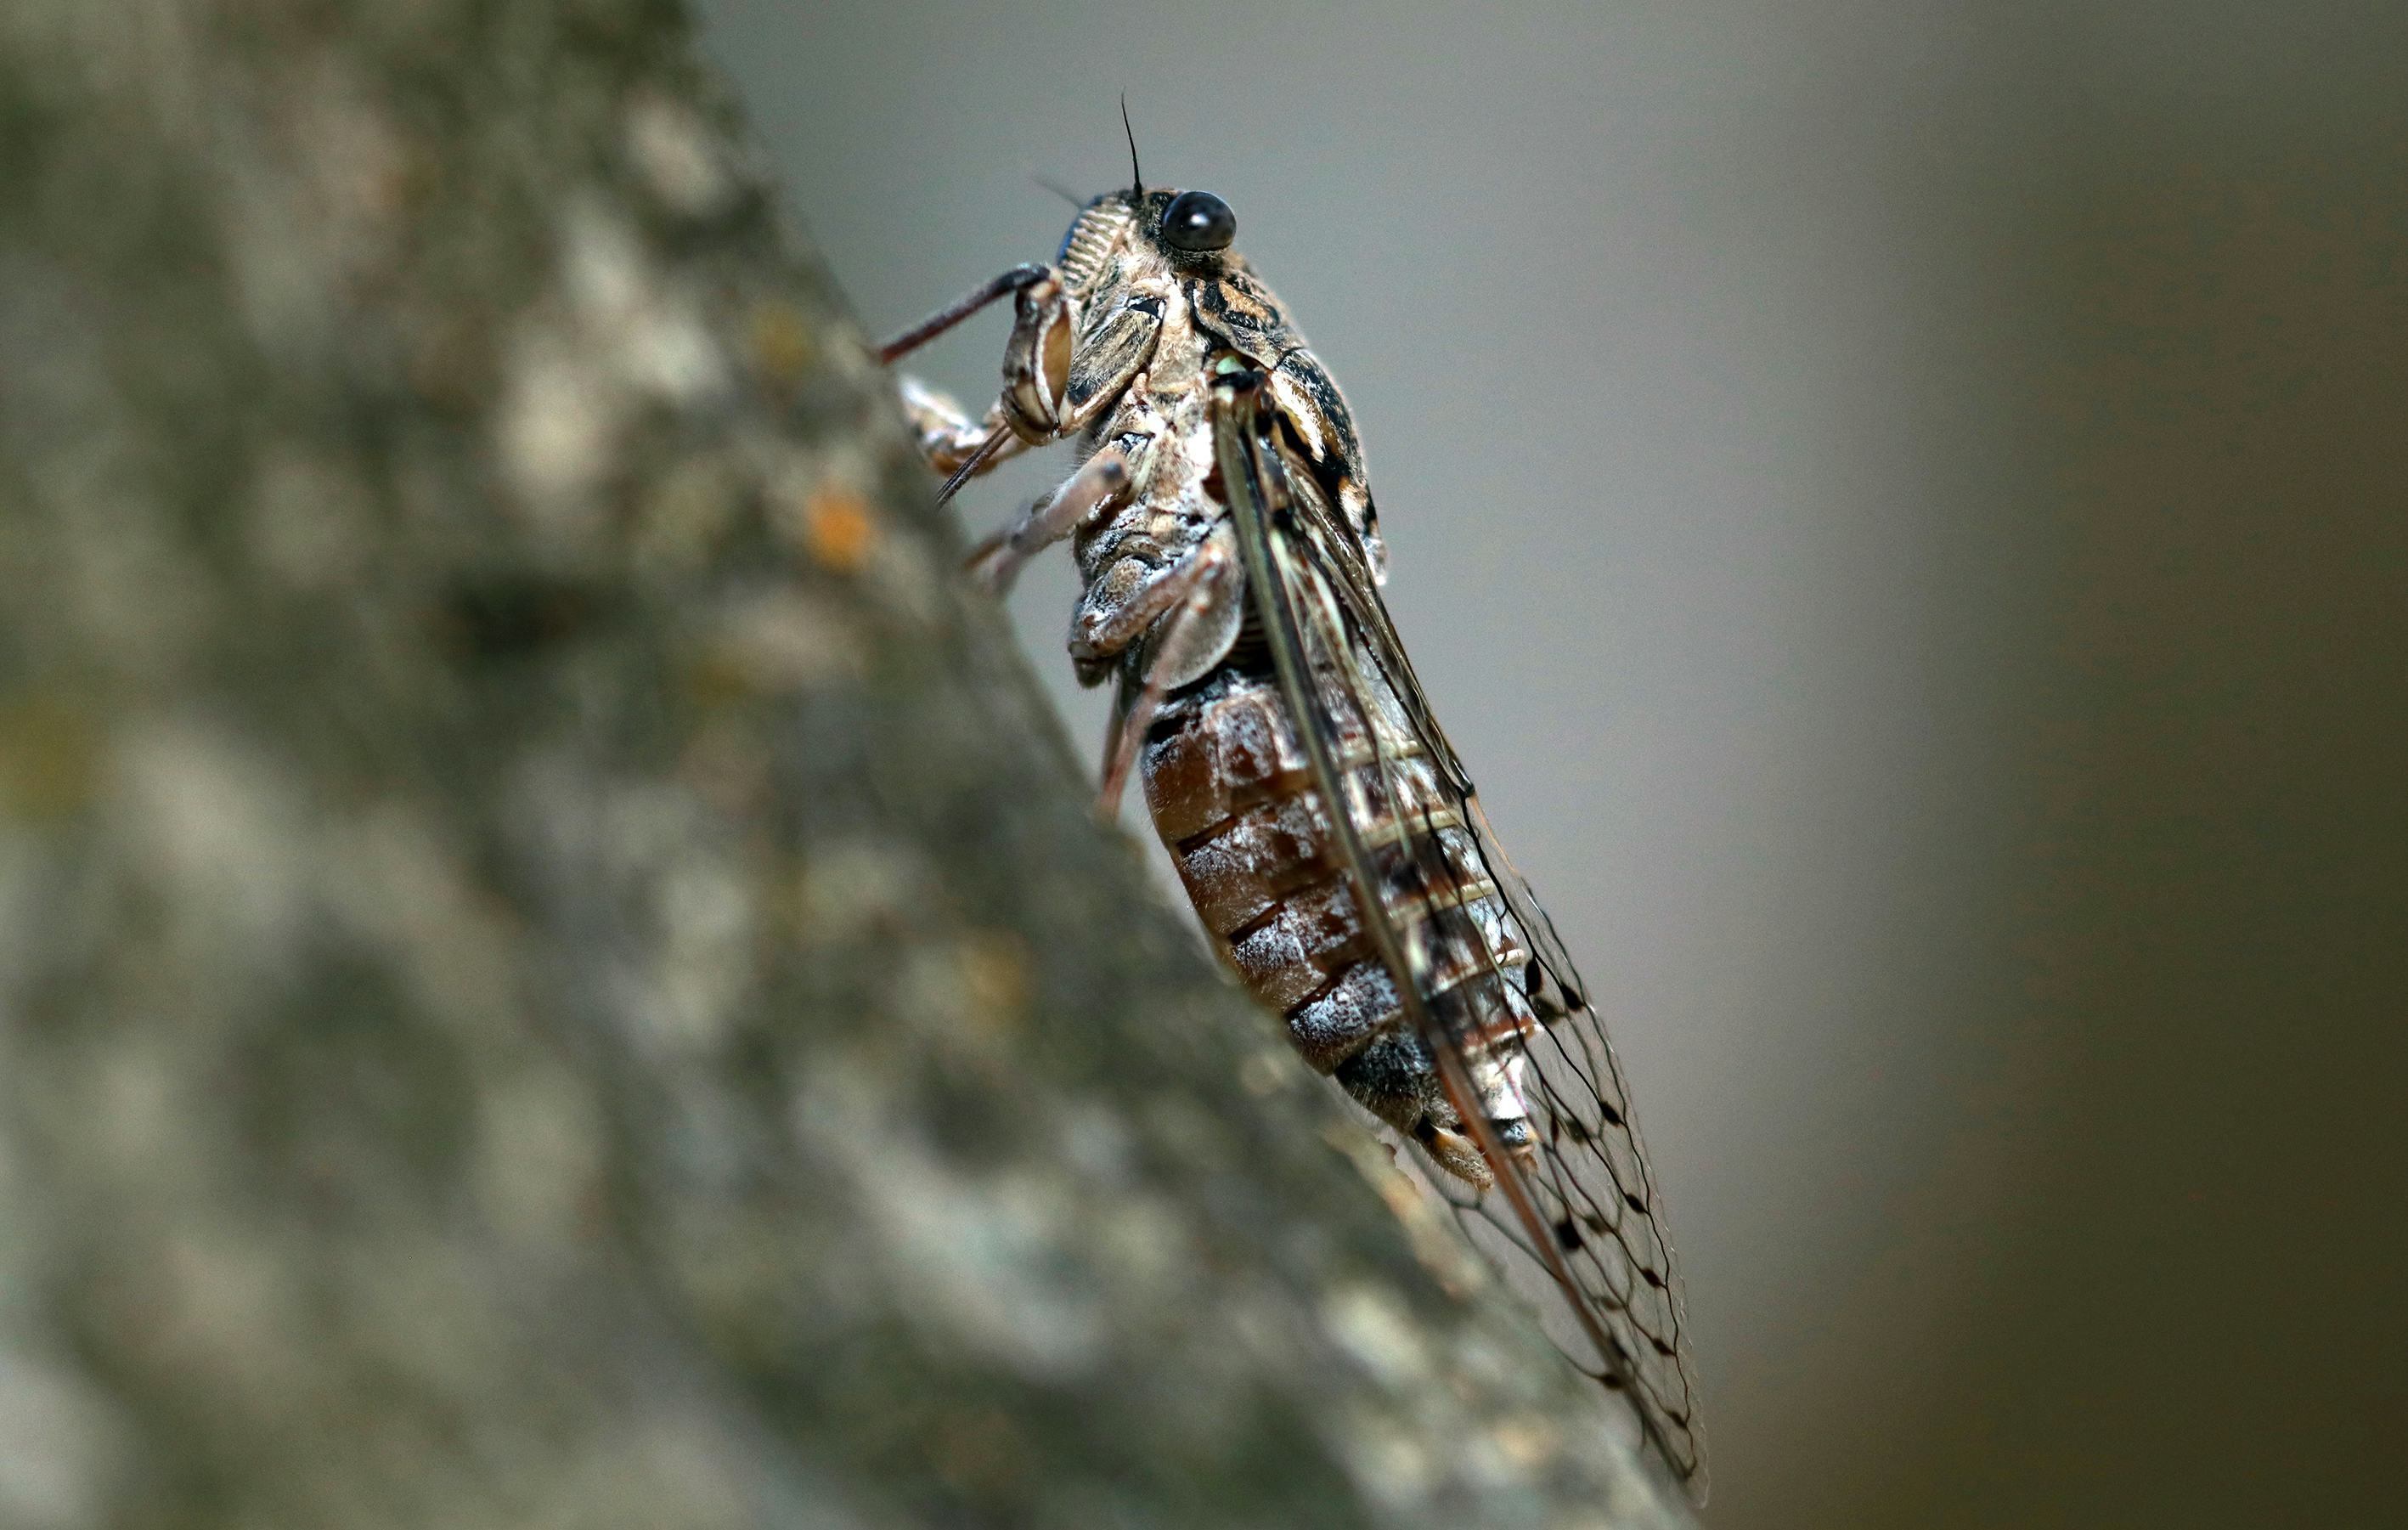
[0,3,1689,1526]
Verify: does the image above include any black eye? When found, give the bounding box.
[1162,190,1236,253]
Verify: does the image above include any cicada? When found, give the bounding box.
[877,143,1706,1499]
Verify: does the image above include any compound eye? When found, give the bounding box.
[1162,190,1236,253]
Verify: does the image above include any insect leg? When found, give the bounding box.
[887,267,1103,505]
[963,443,1132,595]
[875,262,1052,364]
[934,429,1015,505]
[1068,536,1228,668]
[897,376,1031,480]
[1095,539,1237,818]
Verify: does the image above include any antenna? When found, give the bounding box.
[1120,93,1142,195]
[1029,172,1084,207]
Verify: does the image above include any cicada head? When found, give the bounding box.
[1054,187,1248,295]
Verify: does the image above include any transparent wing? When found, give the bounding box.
[1211,375,1708,1498]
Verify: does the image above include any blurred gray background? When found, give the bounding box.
[695,3,2408,1524]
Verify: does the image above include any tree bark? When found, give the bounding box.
[0,3,1691,1526]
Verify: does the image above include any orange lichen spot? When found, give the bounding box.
[957,931,1030,1032]
[1487,1414,1563,1471]
[801,484,877,573]
[748,300,814,384]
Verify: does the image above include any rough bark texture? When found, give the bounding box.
[0,4,1690,1527]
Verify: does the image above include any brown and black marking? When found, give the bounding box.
[877,167,1706,1499]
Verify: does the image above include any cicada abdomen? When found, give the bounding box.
[1141,659,1532,1184]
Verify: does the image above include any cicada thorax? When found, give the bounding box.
[1138,634,1543,1186]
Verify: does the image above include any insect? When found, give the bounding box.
[876,131,1706,1499]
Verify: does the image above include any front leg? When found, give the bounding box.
[876,263,1052,364]
[1000,279,1166,448]
[880,267,1166,505]
[876,262,1073,500]
[896,376,1029,480]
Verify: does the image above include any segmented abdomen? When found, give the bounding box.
[1141,663,1538,1175]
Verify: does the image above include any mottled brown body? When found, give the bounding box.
[1143,661,1540,1181]
[878,172,1706,1497]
